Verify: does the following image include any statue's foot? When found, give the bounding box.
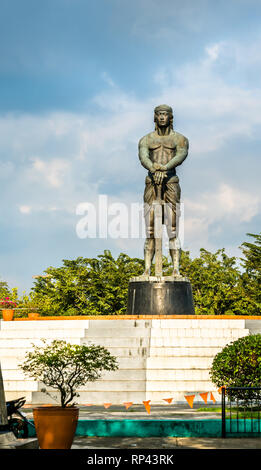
[143,269,150,276]
[172,269,180,277]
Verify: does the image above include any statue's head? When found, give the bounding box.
[154,104,173,130]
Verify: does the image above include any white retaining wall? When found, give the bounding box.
[0,318,260,404]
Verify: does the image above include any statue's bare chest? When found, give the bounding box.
[148,135,176,165]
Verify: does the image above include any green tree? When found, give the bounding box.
[19,340,118,407]
[240,233,261,315]
[0,279,10,299]
[179,248,252,315]
[31,250,144,316]
[28,235,259,317]
[210,334,261,398]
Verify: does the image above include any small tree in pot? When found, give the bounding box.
[19,339,118,448]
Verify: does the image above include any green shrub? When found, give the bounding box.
[19,339,119,407]
[210,334,261,391]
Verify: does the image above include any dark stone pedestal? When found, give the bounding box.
[127,280,195,315]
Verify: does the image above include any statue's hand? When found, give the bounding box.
[153,163,166,171]
[154,170,166,185]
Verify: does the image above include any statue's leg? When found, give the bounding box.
[169,237,181,276]
[144,238,155,275]
[143,176,156,276]
[164,179,181,276]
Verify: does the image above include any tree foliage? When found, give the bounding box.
[210,334,261,390]
[0,279,10,300]
[19,340,118,407]
[240,233,261,315]
[4,232,261,316]
[31,251,144,316]
[179,248,254,316]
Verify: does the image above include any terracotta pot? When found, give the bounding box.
[28,312,40,320]
[33,406,79,449]
[2,309,14,321]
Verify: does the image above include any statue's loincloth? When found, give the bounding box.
[143,174,181,238]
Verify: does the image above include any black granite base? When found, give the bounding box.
[127,280,195,315]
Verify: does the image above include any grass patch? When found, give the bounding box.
[196,406,261,418]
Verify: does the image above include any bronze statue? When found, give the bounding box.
[138,104,189,276]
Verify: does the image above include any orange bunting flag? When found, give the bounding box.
[103,403,112,409]
[184,395,195,409]
[199,392,208,404]
[123,402,133,410]
[218,386,226,394]
[210,392,216,404]
[143,400,151,414]
[163,398,173,404]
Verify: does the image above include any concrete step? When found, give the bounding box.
[2,368,146,381]
[0,319,90,329]
[88,346,219,359]
[149,336,247,347]
[0,333,247,349]
[151,319,246,328]
[3,380,40,391]
[88,320,151,328]
[2,368,211,382]
[39,380,147,392]
[146,380,215,392]
[0,328,87,339]
[150,328,249,338]
[2,370,28,380]
[149,347,222,356]
[146,356,214,369]
[39,379,214,393]
[5,391,33,402]
[82,345,149,357]
[0,356,147,370]
[0,338,82,348]
[82,335,247,348]
[31,390,148,405]
[0,347,149,361]
[85,328,151,337]
[82,337,150,347]
[146,369,211,381]
[0,348,34,357]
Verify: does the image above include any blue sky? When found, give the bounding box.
[1,0,261,293]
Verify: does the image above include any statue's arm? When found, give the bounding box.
[164,135,189,170]
[138,136,155,172]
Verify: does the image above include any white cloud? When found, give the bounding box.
[183,183,260,251]
[0,37,260,266]
[205,43,222,61]
[29,157,70,188]
[19,205,32,214]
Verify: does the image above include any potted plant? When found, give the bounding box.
[27,312,40,320]
[0,297,17,320]
[19,339,118,449]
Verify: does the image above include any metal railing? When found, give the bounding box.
[221,386,261,438]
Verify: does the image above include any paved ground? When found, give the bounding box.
[22,403,223,420]
[71,436,261,449]
[20,404,261,449]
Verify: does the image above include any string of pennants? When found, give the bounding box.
[83,387,225,415]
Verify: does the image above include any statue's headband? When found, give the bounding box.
[154,104,173,115]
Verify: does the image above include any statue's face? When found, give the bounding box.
[155,110,171,127]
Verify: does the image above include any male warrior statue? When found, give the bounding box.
[138,104,189,276]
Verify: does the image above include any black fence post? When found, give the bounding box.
[221,387,226,438]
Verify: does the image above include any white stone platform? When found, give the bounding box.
[0,317,260,405]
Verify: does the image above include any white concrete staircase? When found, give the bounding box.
[0,318,256,405]
[146,319,249,403]
[0,320,90,402]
